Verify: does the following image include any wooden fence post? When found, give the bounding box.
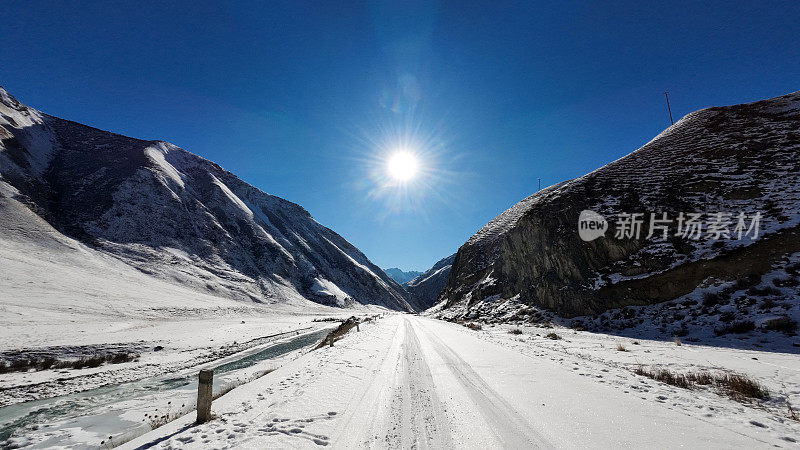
[356,323,360,332]
[196,369,214,423]
[329,335,334,347]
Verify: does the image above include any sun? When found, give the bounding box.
[386,151,418,181]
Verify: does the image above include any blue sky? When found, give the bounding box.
[3,1,800,270]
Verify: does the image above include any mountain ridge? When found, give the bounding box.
[407,253,456,310]
[0,86,416,312]
[435,90,800,320]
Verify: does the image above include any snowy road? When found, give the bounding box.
[126,315,777,449]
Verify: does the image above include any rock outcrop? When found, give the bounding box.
[438,91,800,319]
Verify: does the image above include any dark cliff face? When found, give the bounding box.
[438,91,800,319]
[407,254,455,310]
[0,87,414,311]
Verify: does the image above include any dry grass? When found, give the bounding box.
[633,367,692,389]
[685,371,713,385]
[714,373,769,400]
[714,320,755,335]
[0,352,139,374]
[762,316,798,334]
[673,337,682,346]
[632,366,768,402]
[616,343,628,352]
[788,401,799,421]
[464,322,482,331]
[144,408,182,430]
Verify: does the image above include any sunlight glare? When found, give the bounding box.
[387,151,418,181]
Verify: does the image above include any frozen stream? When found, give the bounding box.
[0,328,330,448]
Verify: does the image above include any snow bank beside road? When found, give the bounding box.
[127,315,791,449]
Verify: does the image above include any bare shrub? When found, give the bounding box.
[715,320,755,335]
[746,285,782,296]
[545,332,561,340]
[702,292,724,307]
[733,275,759,291]
[508,328,523,335]
[759,298,777,310]
[673,338,682,346]
[616,343,627,352]
[788,401,799,421]
[762,316,798,334]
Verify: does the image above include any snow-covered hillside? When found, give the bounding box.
[407,253,455,310]
[383,267,423,285]
[437,90,800,322]
[0,86,414,313]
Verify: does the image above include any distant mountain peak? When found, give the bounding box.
[383,267,423,285]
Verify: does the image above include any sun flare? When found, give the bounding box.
[386,151,419,181]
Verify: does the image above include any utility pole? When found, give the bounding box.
[664,91,674,125]
[538,178,541,191]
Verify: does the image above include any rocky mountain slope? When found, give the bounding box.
[0,87,414,312]
[383,268,423,285]
[435,91,800,321]
[407,254,455,310]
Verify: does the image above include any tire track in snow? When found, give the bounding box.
[382,319,453,449]
[333,317,453,449]
[328,317,405,448]
[411,318,551,449]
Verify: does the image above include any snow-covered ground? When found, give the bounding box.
[1,327,334,448]
[125,315,799,449]
[0,231,378,408]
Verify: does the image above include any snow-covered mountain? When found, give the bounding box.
[383,268,423,285]
[407,254,455,310]
[0,87,414,312]
[435,91,800,320]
